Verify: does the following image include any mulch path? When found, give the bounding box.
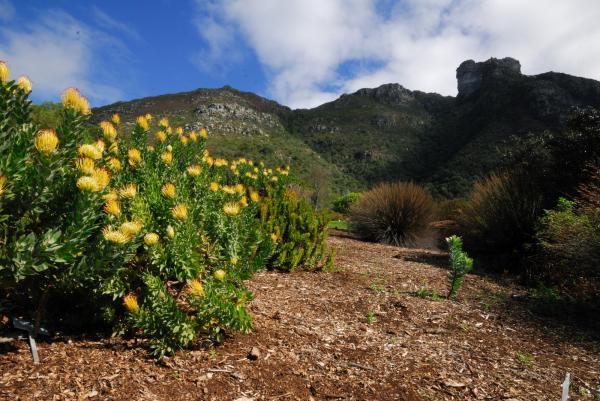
[1,234,598,401]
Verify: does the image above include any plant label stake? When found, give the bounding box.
[562,372,571,401]
[12,317,49,364]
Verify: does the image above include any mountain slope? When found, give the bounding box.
[94,57,600,198]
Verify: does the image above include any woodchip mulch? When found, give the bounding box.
[1,233,598,401]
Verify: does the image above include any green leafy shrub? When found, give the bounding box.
[0,61,333,357]
[348,182,434,246]
[458,172,543,255]
[332,192,361,215]
[260,189,334,271]
[446,235,473,299]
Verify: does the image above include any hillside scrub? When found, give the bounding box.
[0,61,332,357]
[349,182,433,246]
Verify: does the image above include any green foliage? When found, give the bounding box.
[0,70,334,357]
[328,220,348,230]
[446,235,473,299]
[31,102,63,129]
[260,189,333,271]
[349,182,434,246]
[415,287,442,301]
[332,192,361,215]
[458,172,543,255]
[516,353,534,366]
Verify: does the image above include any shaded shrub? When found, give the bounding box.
[332,192,361,215]
[349,182,433,246]
[458,172,543,255]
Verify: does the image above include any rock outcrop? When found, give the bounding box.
[456,57,521,97]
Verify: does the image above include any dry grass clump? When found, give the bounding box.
[349,182,433,246]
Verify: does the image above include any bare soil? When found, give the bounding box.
[1,234,599,401]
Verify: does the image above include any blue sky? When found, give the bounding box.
[1,0,600,108]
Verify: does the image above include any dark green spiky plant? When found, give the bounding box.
[446,235,473,299]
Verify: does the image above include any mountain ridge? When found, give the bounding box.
[93,57,600,198]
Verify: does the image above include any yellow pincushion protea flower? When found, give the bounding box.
[92,168,110,191]
[158,117,169,128]
[102,226,130,244]
[171,203,188,220]
[76,176,100,192]
[103,199,121,217]
[155,130,167,142]
[103,190,118,201]
[145,113,153,121]
[0,61,10,83]
[188,279,204,297]
[16,75,32,93]
[120,220,143,237]
[209,182,219,192]
[222,185,236,195]
[239,196,248,207]
[123,293,139,313]
[78,144,102,160]
[200,128,208,138]
[271,175,279,182]
[271,233,279,242]
[119,183,137,199]
[213,269,226,281]
[160,151,173,165]
[235,183,244,194]
[161,182,176,199]
[75,157,95,174]
[99,121,117,141]
[166,225,175,238]
[204,156,214,166]
[111,113,121,124]
[0,175,7,196]
[144,233,160,246]
[187,165,202,177]
[109,142,119,155]
[62,87,91,115]
[136,115,149,130]
[250,191,260,202]
[107,157,122,171]
[175,127,184,135]
[34,129,59,156]
[189,131,198,142]
[127,148,142,166]
[95,140,106,153]
[223,202,240,216]
[180,136,189,145]
[230,256,239,265]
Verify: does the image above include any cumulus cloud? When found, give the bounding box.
[0,8,131,105]
[193,0,600,108]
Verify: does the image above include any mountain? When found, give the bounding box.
[93,57,600,198]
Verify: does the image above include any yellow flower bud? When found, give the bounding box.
[0,175,7,196]
[144,233,160,246]
[250,191,260,202]
[161,182,176,199]
[158,117,169,128]
[100,121,117,141]
[171,203,188,220]
[107,157,122,171]
[16,75,32,93]
[120,220,143,237]
[128,148,141,166]
[123,293,139,313]
[188,279,204,297]
[78,144,102,160]
[223,202,240,216]
[136,115,149,130]
[0,61,10,83]
[209,182,219,192]
[103,199,121,217]
[34,129,59,156]
[119,183,137,199]
[213,269,226,281]
[166,225,175,238]
[155,130,167,142]
[92,168,111,191]
[160,151,173,165]
[187,165,202,177]
[111,113,121,124]
[199,128,208,138]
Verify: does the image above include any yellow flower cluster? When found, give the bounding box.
[100,121,117,142]
[144,233,160,245]
[62,87,91,115]
[155,130,167,142]
[136,115,149,130]
[158,117,169,128]
[161,151,173,165]
[187,165,202,177]
[128,148,141,167]
[171,203,188,220]
[119,183,137,199]
[34,129,59,156]
[107,157,122,171]
[0,61,10,83]
[223,202,240,216]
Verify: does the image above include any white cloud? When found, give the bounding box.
[193,0,600,108]
[0,9,130,105]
